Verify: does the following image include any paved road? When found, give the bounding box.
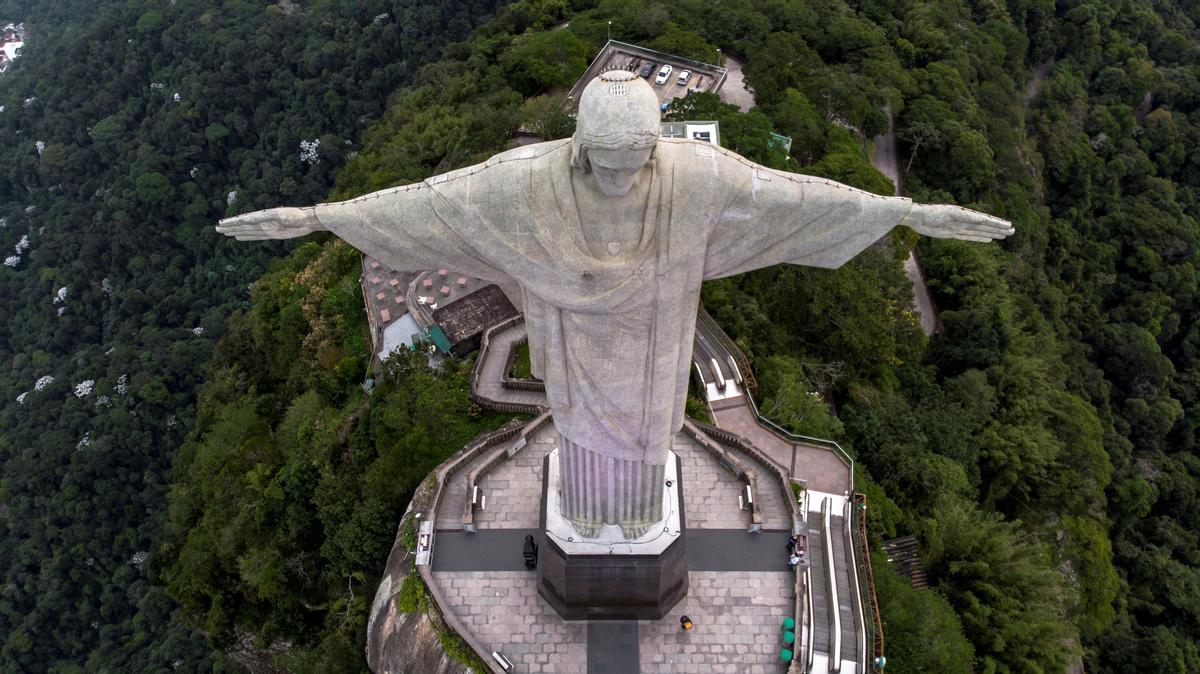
[871,105,902,193]
[718,54,756,111]
[871,105,941,336]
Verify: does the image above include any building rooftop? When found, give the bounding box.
[432,284,518,350]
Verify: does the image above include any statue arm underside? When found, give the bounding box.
[311,181,508,283]
[702,165,913,280]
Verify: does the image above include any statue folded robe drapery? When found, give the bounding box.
[308,136,915,536]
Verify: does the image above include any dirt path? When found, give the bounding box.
[1024,57,1054,108]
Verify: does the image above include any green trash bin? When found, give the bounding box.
[780,648,794,662]
[783,630,796,645]
[782,617,795,630]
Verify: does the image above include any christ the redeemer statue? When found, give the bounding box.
[218,71,1012,539]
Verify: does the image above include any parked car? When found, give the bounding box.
[638,62,656,78]
[655,64,673,84]
[676,70,691,86]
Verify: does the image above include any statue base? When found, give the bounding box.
[536,449,688,620]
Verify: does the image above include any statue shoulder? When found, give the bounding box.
[487,138,571,165]
[423,138,570,187]
[655,138,754,171]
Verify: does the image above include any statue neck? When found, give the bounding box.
[571,165,656,258]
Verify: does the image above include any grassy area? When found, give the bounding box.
[510,341,534,379]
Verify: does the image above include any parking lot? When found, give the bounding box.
[568,40,728,112]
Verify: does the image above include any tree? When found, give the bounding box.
[921,502,1077,673]
[499,30,588,95]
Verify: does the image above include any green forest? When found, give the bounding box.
[1,0,1198,672]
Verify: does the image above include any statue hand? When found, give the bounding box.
[215,207,324,241]
[902,203,1014,243]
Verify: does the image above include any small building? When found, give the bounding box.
[661,121,720,146]
[431,284,518,357]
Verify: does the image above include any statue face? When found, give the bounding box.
[587,147,654,197]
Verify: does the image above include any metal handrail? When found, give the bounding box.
[855,493,885,672]
[805,567,816,672]
[742,388,857,490]
[823,498,841,672]
[696,305,758,396]
[844,500,868,671]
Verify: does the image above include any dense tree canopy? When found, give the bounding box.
[0,0,506,670]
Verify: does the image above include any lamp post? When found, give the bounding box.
[716,47,722,65]
[607,20,611,42]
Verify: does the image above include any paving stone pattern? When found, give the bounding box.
[675,430,791,531]
[733,443,791,531]
[476,428,557,529]
[430,414,799,672]
[673,432,749,529]
[711,399,851,496]
[640,571,794,673]
[432,571,588,673]
[433,528,792,573]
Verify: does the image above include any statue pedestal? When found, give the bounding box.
[536,448,688,620]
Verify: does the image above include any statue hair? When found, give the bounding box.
[570,132,658,173]
[571,70,661,173]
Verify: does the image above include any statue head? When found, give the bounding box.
[572,70,660,196]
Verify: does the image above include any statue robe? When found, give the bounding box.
[313,138,912,469]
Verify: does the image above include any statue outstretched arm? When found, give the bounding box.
[703,156,1012,279]
[900,203,1013,242]
[216,207,323,240]
[215,179,506,281]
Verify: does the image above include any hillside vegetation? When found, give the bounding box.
[0,0,506,670]
[2,0,1198,672]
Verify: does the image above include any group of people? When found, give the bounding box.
[786,534,807,570]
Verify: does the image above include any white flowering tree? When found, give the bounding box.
[73,379,95,397]
[299,138,321,165]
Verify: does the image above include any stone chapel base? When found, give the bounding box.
[536,448,689,620]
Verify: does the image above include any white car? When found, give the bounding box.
[676,70,691,86]
[654,64,673,85]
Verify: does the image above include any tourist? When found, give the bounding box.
[523,535,538,570]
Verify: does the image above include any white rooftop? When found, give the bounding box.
[377,312,422,361]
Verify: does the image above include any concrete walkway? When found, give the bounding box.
[587,622,638,674]
[709,394,851,496]
[473,321,548,410]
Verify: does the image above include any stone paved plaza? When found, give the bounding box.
[475,429,556,530]
[429,422,799,673]
[468,422,792,533]
[640,571,794,674]
[432,571,588,673]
